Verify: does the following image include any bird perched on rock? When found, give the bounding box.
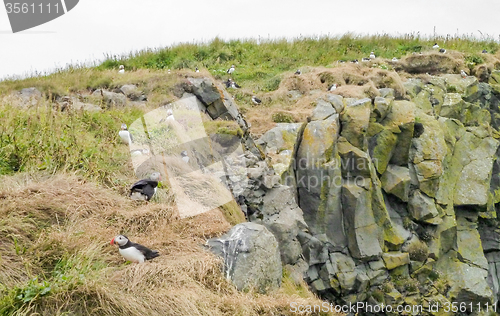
[328,84,337,91]
[181,150,190,163]
[439,48,446,53]
[251,96,262,105]
[294,69,302,75]
[460,70,468,78]
[118,65,125,74]
[227,65,235,75]
[119,124,133,145]
[369,52,376,59]
[130,172,161,201]
[111,235,159,263]
[432,43,439,49]
[195,67,199,72]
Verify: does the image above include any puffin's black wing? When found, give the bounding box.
[131,241,160,260]
[130,179,150,191]
[142,182,158,201]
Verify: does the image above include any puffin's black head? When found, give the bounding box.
[111,235,129,246]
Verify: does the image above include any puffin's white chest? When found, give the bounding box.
[119,247,145,263]
[119,130,131,144]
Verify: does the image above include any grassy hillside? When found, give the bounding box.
[1,34,500,315]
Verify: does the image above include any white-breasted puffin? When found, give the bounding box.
[111,235,159,263]
[369,52,376,59]
[130,172,161,201]
[119,124,133,145]
[181,150,190,163]
[227,65,235,75]
[251,96,262,105]
[328,84,337,91]
[118,65,125,74]
[460,70,468,78]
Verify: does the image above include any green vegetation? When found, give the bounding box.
[0,103,142,185]
[1,34,499,315]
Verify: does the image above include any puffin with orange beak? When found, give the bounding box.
[111,235,160,263]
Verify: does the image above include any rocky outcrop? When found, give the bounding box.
[177,74,500,313]
[207,222,282,293]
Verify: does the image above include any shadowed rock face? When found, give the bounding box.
[188,75,500,311]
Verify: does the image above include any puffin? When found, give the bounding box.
[432,43,439,49]
[111,235,159,263]
[482,49,488,54]
[392,57,399,62]
[118,65,125,74]
[369,52,376,59]
[294,69,302,75]
[119,124,133,145]
[460,70,468,78]
[227,65,235,75]
[361,57,370,62]
[439,48,446,53]
[181,150,190,163]
[160,109,175,123]
[328,84,337,91]
[251,96,262,105]
[130,172,161,201]
[195,67,200,72]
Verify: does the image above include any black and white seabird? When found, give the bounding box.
[119,124,133,145]
[294,69,302,75]
[130,172,161,201]
[439,48,446,53]
[328,84,337,91]
[111,235,160,263]
[160,109,175,123]
[361,57,370,62]
[195,67,199,72]
[482,49,488,54]
[251,96,262,105]
[181,150,190,163]
[392,57,399,62]
[369,52,376,59]
[460,70,468,78]
[350,59,359,64]
[118,65,125,74]
[227,65,235,75]
[432,43,439,49]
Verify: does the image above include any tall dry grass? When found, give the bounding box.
[0,174,337,315]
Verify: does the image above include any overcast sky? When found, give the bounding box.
[1,0,499,80]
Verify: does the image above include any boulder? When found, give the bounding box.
[92,89,127,107]
[381,165,411,202]
[207,222,282,293]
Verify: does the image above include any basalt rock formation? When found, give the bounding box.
[187,69,500,313]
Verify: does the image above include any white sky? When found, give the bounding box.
[0,0,499,80]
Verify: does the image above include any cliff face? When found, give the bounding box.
[195,67,500,311]
[250,70,500,309]
[98,66,500,311]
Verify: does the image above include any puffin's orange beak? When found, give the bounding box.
[110,238,115,245]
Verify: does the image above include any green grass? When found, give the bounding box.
[0,103,143,186]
